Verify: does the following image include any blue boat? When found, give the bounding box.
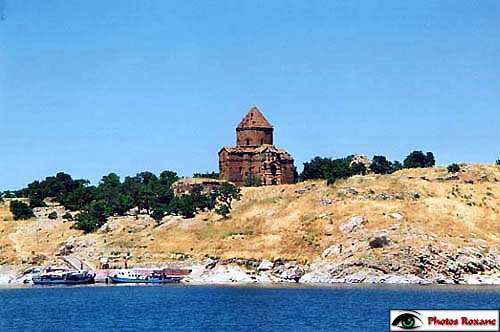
[32,269,95,285]
[108,270,181,284]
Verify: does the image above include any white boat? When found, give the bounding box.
[108,270,181,284]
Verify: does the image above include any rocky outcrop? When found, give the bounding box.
[339,216,367,233]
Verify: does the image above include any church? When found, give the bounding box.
[218,107,295,186]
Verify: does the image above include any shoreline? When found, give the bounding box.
[2,260,500,286]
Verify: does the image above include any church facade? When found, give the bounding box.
[218,107,295,186]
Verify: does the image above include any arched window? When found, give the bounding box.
[246,138,250,146]
[271,164,277,176]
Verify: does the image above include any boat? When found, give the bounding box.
[32,268,95,285]
[108,270,181,284]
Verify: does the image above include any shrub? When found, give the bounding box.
[48,212,58,220]
[167,195,196,218]
[350,162,367,176]
[29,196,47,208]
[403,151,436,168]
[151,207,165,224]
[62,212,73,220]
[214,182,241,218]
[447,163,460,173]
[193,171,219,179]
[72,200,110,233]
[10,200,34,220]
[392,161,403,172]
[244,175,262,187]
[301,155,366,185]
[369,236,389,248]
[370,156,393,174]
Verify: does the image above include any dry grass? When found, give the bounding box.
[1,164,499,266]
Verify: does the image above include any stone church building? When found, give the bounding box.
[218,107,295,186]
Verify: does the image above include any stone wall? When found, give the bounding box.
[236,128,273,147]
[171,179,224,196]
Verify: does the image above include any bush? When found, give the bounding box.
[48,212,58,220]
[29,196,47,208]
[72,200,110,233]
[301,155,366,185]
[151,207,165,224]
[167,195,196,218]
[193,171,219,179]
[403,151,435,168]
[392,161,403,172]
[447,163,460,173]
[244,175,262,187]
[369,236,389,248]
[370,156,393,174]
[62,212,73,220]
[214,182,241,218]
[10,200,34,220]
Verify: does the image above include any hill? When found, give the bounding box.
[1,164,499,284]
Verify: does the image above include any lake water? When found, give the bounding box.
[1,284,500,331]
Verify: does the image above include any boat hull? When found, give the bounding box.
[108,276,181,284]
[32,276,95,285]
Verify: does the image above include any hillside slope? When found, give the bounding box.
[1,164,499,283]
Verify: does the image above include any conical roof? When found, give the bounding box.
[237,107,273,129]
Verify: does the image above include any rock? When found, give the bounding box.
[322,245,341,258]
[369,236,389,249]
[456,255,484,274]
[343,272,367,283]
[319,197,334,205]
[257,260,273,271]
[190,264,254,283]
[433,274,454,284]
[389,213,404,220]
[280,265,305,281]
[338,187,358,196]
[339,216,367,233]
[57,236,77,255]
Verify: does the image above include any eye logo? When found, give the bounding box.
[392,311,423,330]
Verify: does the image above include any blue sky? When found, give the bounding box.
[1,0,499,190]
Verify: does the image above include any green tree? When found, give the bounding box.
[167,195,196,218]
[392,161,403,172]
[62,186,97,211]
[301,155,364,184]
[425,152,436,167]
[370,156,393,174]
[72,200,110,233]
[62,212,73,220]
[48,212,58,220]
[151,206,165,224]
[447,163,460,173]
[403,151,436,169]
[496,159,500,165]
[10,200,35,220]
[214,182,241,218]
[215,204,231,218]
[350,162,367,176]
[96,173,132,216]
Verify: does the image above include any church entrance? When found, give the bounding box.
[270,163,279,185]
